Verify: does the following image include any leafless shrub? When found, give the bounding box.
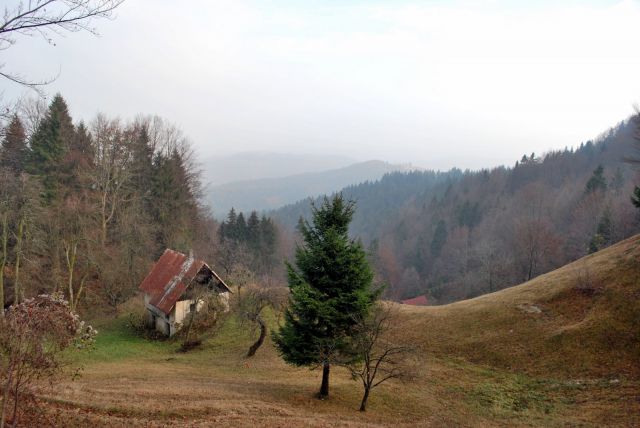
[0,293,96,427]
[237,285,288,357]
[342,303,417,412]
[574,266,603,297]
[177,292,229,353]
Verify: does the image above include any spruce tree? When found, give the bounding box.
[0,114,27,173]
[632,186,640,209]
[27,94,75,201]
[273,194,377,398]
[236,212,247,241]
[430,220,448,258]
[589,208,612,254]
[247,211,261,247]
[585,165,607,194]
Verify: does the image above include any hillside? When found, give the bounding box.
[206,160,416,217]
[272,118,640,303]
[404,233,640,379]
[40,237,639,427]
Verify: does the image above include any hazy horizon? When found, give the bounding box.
[4,0,640,171]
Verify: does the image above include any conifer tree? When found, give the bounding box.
[0,115,27,173]
[26,94,75,201]
[273,195,378,399]
[430,220,447,258]
[236,212,247,241]
[247,211,261,247]
[585,165,607,194]
[632,186,640,209]
[589,208,613,253]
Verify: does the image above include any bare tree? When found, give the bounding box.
[343,304,416,412]
[90,115,131,247]
[237,285,287,357]
[0,0,124,92]
[178,285,228,352]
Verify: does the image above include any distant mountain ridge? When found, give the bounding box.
[203,152,356,185]
[205,160,416,217]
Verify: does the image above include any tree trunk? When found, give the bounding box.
[359,387,371,412]
[246,316,266,357]
[0,212,8,314]
[319,362,330,399]
[13,218,24,304]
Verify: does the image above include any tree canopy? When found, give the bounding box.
[273,194,378,398]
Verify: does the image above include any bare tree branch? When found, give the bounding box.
[0,0,124,92]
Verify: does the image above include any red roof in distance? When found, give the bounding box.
[401,295,429,306]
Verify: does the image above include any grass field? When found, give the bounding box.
[39,235,640,426]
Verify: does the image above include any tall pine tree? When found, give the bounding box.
[0,114,27,173]
[273,195,377,398]
[27,94,75,201]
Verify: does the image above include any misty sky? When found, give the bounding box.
[3,0,640,170]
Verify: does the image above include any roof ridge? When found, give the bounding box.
[156,255,195,310]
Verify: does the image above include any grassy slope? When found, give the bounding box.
[44,236,640,427]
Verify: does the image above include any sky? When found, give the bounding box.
[3,0,640,170]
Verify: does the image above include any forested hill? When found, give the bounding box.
[272,117,640,304]
[205,160,414,217]
[270,169,463,238]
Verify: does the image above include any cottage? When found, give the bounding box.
[139,249,231,336]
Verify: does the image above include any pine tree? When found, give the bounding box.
[632,186,640,209]
[585,165,607,194]
[26,94,75,201]
[236,212,247,241]
[430,220,448,258]
[247,211,261,247]
[221,208,238,240]
[588,208,613,253]
[61,121,94,194]
[0,115,27,173]
[273,195,378,398]
[128,122,154,207]
[150,149,197,252]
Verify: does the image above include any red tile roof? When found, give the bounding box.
[401,295,429,306]
[139,249,230,315]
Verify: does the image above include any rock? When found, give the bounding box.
[517,303,542,314]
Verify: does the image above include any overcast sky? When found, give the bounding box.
[3,0,640,170]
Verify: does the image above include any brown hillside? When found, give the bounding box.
[401,234,640,379]
[39,236,640,426]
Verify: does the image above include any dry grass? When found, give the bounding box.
[35,235,640,426]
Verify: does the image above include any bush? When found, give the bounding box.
[0,293,96,427]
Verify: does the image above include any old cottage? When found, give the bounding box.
[139,249,231,336]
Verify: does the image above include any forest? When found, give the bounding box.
[0,94,222,313]
[2,94,640,312]
[273,117,640,303]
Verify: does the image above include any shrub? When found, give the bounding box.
[0,293,96,427]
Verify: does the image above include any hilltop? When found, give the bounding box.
[206,160,416,217]
[40,235,639,426]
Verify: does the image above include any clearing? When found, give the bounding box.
[40,235,640,426]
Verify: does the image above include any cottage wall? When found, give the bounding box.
[145,289,231,337]
[173,300,192,326]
